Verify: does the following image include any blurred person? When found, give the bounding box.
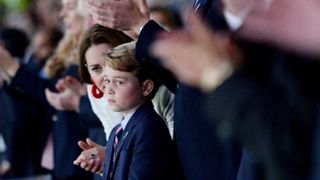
[30,0,62,29]
[86,0,320,179]
[0,27,51,179]
[25,27,63,76]
[151,1,320,179]
[0,0,96,179]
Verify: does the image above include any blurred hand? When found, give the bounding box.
[73,138,106,173]
[238,0,320,57]
[151,11,241,88]
[86,0,149,36]
[45,87,81,112]
[55,76,86,96]
[45,76,86,112]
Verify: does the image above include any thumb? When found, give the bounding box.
[86,138,98,147]
[78,140,90,150]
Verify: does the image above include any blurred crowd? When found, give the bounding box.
[0,0,319,180]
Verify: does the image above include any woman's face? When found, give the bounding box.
[85,43,112,91]
[60,0,84,35]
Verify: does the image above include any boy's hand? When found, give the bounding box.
[73,138,106,173]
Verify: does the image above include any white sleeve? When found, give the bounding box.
[151,85,175,138]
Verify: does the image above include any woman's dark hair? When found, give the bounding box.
[79,24,133,84]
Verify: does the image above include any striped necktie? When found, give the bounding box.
[113,125,123,152]
[110,124,123,178]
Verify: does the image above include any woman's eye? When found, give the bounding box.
[91,67,102,73]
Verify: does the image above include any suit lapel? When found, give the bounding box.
[114,129,129,160]
[104,129,116,178]
[113,101,154,164]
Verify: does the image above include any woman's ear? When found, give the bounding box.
[142,79,154,97]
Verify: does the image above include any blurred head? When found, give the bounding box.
[59,0,85,36]
[32,27,63,63]
[79,24,133,91]
[103,43,160,115]
[33,0,61,28]
[0,27,29,59]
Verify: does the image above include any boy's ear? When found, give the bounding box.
[142,79,154,97]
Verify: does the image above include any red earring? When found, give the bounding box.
[91,79,104,99]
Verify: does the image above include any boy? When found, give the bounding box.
[102,43,181,180]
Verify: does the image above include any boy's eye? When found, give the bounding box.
[105,79,111,84]
[115,80,123,85]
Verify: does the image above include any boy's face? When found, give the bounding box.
[104,64,145,116]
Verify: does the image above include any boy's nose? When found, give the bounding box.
[106,87,114,95]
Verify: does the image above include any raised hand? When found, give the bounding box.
[45,87,81,112]
[86,0,150,36]
[151,11,240,90]
[55,76,86,95]
[238,0,320,57]
[45,76,86,112]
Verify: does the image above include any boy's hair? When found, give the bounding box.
[103,42,160,99]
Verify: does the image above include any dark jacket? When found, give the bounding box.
[103,102,182,180]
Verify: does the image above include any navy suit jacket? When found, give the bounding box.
[103,101,182,180]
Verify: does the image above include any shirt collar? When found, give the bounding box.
[120,105,141,130]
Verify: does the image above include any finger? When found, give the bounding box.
[74,153,89,166]
[45,88,59,107]
[65,76,79,89]
[73,156,81,165]
[187,10,214,43]
[78,140,90,150]
[80,162,88,169]
[91,158,102,172]
[133,0,149,15]
[86,138,98,147]
[87,2,110,17]
[85,159,95,171]
[55,78,66,91]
